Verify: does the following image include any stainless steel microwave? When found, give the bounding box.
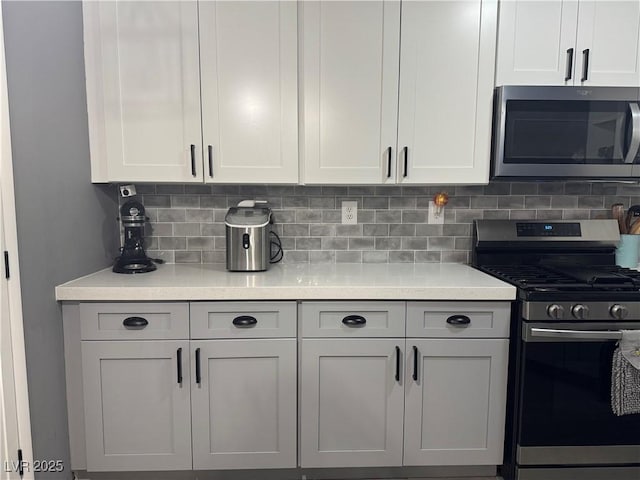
[492,86,640,180]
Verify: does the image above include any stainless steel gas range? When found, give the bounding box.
[472,219,640,480]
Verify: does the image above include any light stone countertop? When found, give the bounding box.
[55,263,516,301]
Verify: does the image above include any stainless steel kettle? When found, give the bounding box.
[225,202,272,271]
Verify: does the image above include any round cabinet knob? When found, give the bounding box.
[546,304,565,320]
[609,304,629,320]
[571,304,590,320]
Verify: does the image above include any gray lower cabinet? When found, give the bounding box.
[299,301,407,468]
[402,302,510,466]
[299,300,510,469]
[66,299,510,474]
[403,338,509,466]
[68,301,297,473]
[190,338,297,469]
[81,340,192,471]
[300,338,405,468]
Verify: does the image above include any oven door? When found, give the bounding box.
[517,322,640,468]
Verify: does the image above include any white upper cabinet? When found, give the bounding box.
[84,0,298,184]
[496,0,640,86]
[300,1,400,184]
[301,0,496,185]
[199,2,298,184]
[397,0,497,184]
[84,1,203,183]
[575,1,640,86]
[495,0,579,85]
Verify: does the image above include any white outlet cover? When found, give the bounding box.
[341,201,358,224]
[428,200,445,224]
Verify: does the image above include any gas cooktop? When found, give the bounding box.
[473,219,640,311]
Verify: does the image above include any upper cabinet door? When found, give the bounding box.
[495,0,579,86]
[84,1,202,183]
[199,2,299,184]
[300,1,400,184]
[397,0,497,184]
[575,0,640,86]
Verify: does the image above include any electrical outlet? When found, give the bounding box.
[428,200,445,224]
[119,184,136,197]
[341,201,358,224]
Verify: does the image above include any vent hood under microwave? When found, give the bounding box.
[491,86,640,180]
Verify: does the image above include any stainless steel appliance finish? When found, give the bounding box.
[474,219,620,244]
[522,302,640,322]
[492,85,640,180]
[225,206,272,272]
[472,220,640,480]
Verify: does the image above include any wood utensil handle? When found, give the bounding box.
[612,203,627,234]
[629,221,640,235]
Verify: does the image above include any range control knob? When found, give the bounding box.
[610,304,629,320]
[546,304,565,320]
[571,304,590,320]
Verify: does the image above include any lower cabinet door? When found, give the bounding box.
[81,341,192,471]
[190,339,297,469]
[403,338,509,466]
[300,338,405,468]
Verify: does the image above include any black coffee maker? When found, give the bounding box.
[113,199,156,274]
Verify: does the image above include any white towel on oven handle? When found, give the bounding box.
[619,330,640,370]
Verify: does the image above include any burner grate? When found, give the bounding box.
[479,264,640,292]
[480,265,583,288]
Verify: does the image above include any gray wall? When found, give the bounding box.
[2,1,118,475]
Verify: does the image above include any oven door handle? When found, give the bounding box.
[530,327,623,341]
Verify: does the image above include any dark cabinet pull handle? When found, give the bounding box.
[208,145,213,177]
[122,316,148,329]
[190,144,197,176]
[403,146,408,177]
[413,345,419,382]
[581,48,590,82]
[387,146,392,178]
[342,314,366,327]
[395,346,401,382]
[195,348,201,384]
[232,315,258,328]
[177,348,183,384]
[446,314,471,326]
[565,48,574,81]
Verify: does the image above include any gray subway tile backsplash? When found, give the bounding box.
[137,182,639,265]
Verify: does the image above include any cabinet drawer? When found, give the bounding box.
[190,302,296,339]
[407,302,510,338]
[300,302,405,338]
[79,303,189,340]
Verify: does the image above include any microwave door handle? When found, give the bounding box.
[623,103,640,163]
